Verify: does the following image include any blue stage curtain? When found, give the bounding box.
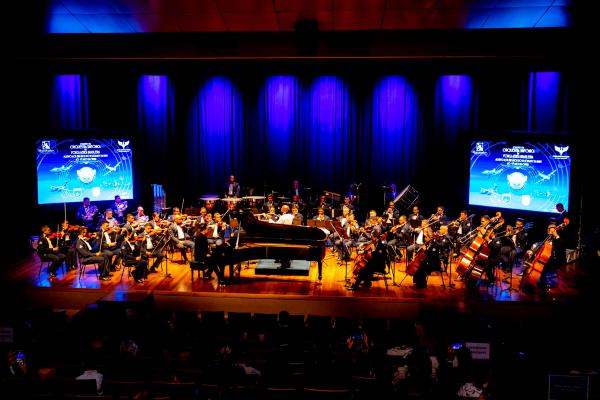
[435,75,475,146]
[50,74,88,129]
[137,75,173,184]
[527,72,567,132]
[257,75,299,186]
[187,77,243,195]
[368,76,422,186]
[300,76,354,191]
[433,75,476,201]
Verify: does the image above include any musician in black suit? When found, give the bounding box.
[288,179,304,201]
[37,225,66,278]
[224,174,241,198]
[120,234,147,283]
[350,231,387,290]
[76,197,99,228]
[169,216,195,263]
[539,223,566,291]
[140,223,166,272]
[75,227,111,280]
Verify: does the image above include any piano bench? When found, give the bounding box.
[190,261,208,281]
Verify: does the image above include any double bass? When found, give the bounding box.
[520,222,567,290]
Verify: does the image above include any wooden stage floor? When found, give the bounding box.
[2,248,588,320]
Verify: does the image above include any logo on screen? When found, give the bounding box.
[472,141,490,156]
[117,140,131,153]
[37,140,57,155]
[553,145,570,160]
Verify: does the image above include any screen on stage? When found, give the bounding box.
[468,140,570,213]
[36,138,134,205]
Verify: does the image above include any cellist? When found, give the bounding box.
[538,223,566,291]
[349,230,387,290]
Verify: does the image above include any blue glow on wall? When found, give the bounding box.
[50,74,88,129]
[305,76,351,189]
[138,75,171,180]
[527,72,564,132]
[188,77,242,193]
[370,76,420,183]
[435,75,474,145]
[265,76,297,171]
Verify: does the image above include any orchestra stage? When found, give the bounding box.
[3,248,591,323]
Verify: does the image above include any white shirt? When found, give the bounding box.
[277,213,294,225]
[176,225,185,240]
[76,370,103,393]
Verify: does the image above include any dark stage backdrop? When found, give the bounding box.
[31,65,571,238]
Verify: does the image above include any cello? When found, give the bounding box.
[520,222,567,290]
[456,213,503,276]
[353,241,375,276]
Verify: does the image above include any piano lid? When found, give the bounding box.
[240,211,327,242]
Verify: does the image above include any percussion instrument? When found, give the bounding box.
[244,195,266,200]
[199,195,220,202]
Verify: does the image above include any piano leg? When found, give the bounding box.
[318,260,322,283]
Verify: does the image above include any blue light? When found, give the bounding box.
[307,76,350,188]
[435,75,474,143]
[50,74,88,129]
[371,76,420,183]
[527,72,563,131]
[265,76,297,169]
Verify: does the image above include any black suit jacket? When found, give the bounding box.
[224,182,241,197]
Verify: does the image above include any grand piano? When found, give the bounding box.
[226,211,328,281]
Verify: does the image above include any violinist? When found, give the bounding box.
[407,219,433,259]
[99,220,123,272]
[76,226,111,281]
[362,210,382,234]
[333,206,352,260]
[151,211,169,231]
[59,220,78,270]
[120,232,147,283]
[97,209,118,231]
[210,212,228,242]
[168,207,182,223]
[141,223,166,273]
[37,225,67,278]
[349,231,387,290]
[387,215,412,259]
[169,216,194,263]
[121,214,139,238]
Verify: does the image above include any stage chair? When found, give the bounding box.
[76,253,99,280]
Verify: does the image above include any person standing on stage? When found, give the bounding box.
[224,174,241,198]
[76,197,99,229]
[112,195,128,223]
